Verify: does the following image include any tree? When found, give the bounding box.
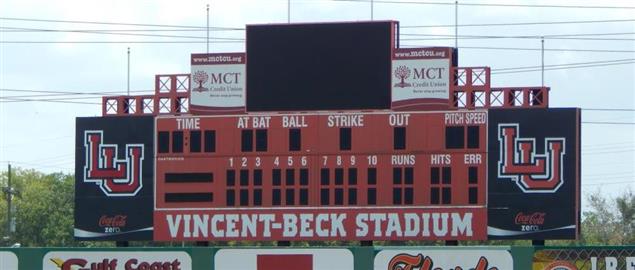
[192,71,209,92]
[578,188,635,245]
[0,168,112,247]
[615,189,635,244]
[394,65,412,88]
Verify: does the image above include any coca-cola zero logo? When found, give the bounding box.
[514,212,546,225]
[99,215,128,228]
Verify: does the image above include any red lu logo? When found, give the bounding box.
[497,124,565,193]
[84,131,144,196]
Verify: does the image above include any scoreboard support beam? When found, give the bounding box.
[277,241,291,246]
[532,240,545,246]
[115,241,129,247]
[361,241,373,246]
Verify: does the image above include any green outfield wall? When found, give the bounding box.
[0,246,632,270]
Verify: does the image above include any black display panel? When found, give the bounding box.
[246,21,394,111]
[487,108,581,239]
[75,116,154,241]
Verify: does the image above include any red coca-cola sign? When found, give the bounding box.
[99,215,127,227]
[514,212,546,225]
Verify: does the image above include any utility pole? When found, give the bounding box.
[6,163,11,237]
[3,163,19,242]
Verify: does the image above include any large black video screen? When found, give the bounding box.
[246,21,393,111]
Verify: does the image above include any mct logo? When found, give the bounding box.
[498,124,565,193]
[84,131,144,196]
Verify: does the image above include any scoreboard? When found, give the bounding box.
[74,21,580,243]
[153,111,488,241]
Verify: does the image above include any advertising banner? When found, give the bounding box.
[215,249,354,270]
[43,251,191,270]
[374,249,513,270]
[487,108,581,239]
[533,248,635,270]
[74,116,154,240]
[190,53,246,114]
[154,207,486,241]
[0,252,18,270]
[391,47,453,110]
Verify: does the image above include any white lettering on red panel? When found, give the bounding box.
[157,209,484,241]
[327,115,364,127]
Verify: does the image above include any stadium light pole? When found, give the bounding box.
[455,1,458,49]
[371,0,374,20]
[541,36,545,87]
[207,4,210,53]
[127,47,130,96]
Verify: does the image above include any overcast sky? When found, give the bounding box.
[1,0,634,209]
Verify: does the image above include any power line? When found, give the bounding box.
[459,46,635,53]
[3,16,633,30]
[1,88,634,113]
[334,0,635,9]
[583,171,635,178]
[403,36,635,41]
[401,32,635,38]
[492,58,635,71]
[0,27,245,40]
[0,40,242,44]
[0,88,153,95]
[0,17,243,30]
[584,141,635,148]
[3,161,72,171]
[5,40,634,53]
[0,89,148,104]
[3,94,635,119]
[402,19,635,29]
[1,96,107,102]
[583,149,635,155]
[491,61,635,74]
[0,98,99,105]
[0,135,72,149]
[583,108,635,112]
[583,181,634,186]
[2,92,131,99]
[458,2,635,9]
[0,28,241,32]
[582,121,635,125]
[21,153,74,164]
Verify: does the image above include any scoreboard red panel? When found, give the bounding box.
[154,111,487,241]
